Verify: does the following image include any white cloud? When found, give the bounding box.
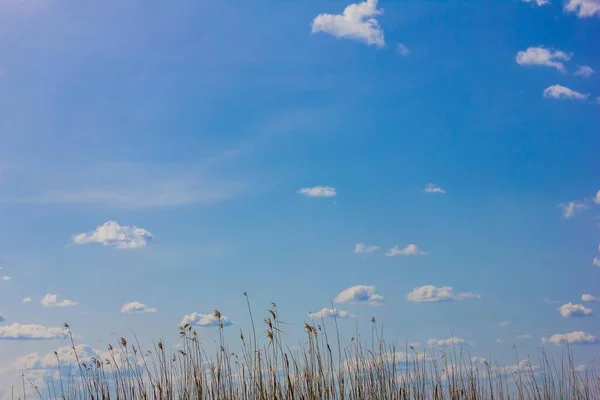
[180,312,232,328]
[516,334,532,340]
[334,285,383,305]
[0,323,65,340]
[0,276,10,281]
[40,294,78,308]
[427,337,469,347]
[594,190,600,204]
[22,297,32,303]
[542,331,598,345]
[309,308,355,319]
[593,257,600,267]
[406,285,481,303]
[354,243,380,254]
[581,294,598,302]
[564,0,600,17]
[496,338,505,343]
[424,183,446,194]
[311,0,384,48]
[521,0,550,5]
[516,47,571,71]
[543,85,588,101]
[385,244,427,257]
[297,186,337,197]
[574,65,595,77]
[397,43,410,56]
[71,221,152,249]
[559,201,589,218]
[498,321,512,327]
[121,301,157,314]
[559,303,593,317]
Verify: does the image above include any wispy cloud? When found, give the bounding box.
[71,221,152,249]
[574,65,595,77]
[40,294,77,308]
[334,285,383,305]
[543,85,588,101]
[559,303,593,317]
[516,47,572,71]
[397,43,410,56]
[542,331,598,345]
[385,244,427,257]
[406,285,481,303]
[121,302,157,314]
[180,312,232,328]
[354,243,380,254]
[559,201,589,218]
[497,321,512,327]
[424,183,446,194]
[297,186,337,197]
[582,294,599,302]
[427,337,470,347]
[521,0,550,6]
[564,0,600,17]
[22,297,32,303]
[309,308,355,319]
[0,323,66,340]
[311,0,384,48]
[516,334,532,340]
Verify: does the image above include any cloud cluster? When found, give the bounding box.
[180,312,232,328]
[542,331,598,345]
[406,285,481,303]
[543,85,588,101]
[521,0,549,6]
[334,285,383,305]
[564,0,600,17]
[71,221,152,249]
[385,244,426,257]
[559,303,592,317]
[0,323,65,340]
[297,186,337,197]
[354,243,380,254]
[312,0,384,48]
[121,302,157,314]
[40,294,78,308]
[516,47,572,71]
[309,308,355,319]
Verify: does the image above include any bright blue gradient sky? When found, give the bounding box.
[0,0,599,394]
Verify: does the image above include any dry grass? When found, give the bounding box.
[14,295,600,400]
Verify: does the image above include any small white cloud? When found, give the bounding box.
[71,221,152,249]
[559,303,593,317]
[543,85,588,101]
[516,47,571,71]
[297,186,337,197]
[121,301,157,314]
[424,183,446,194]
[397,43,410,56]
[516,334,532,340]
[498,321,512,327]
[22,297,32,303]
[593,257,600,267]
[581,294,598,302]
[594,190,600,204]
[311,0,384,48]
[0,276,10,281]
[574,65,595,77]
[40,294,77,308]
[564,0,600,17]
[427,337,469,347]
[385,244,427,257]
[309,308,356,319]
[0,323,65,340]
[496,338,505,343]
[542,331,598,345]
[521,0,550,5]
[334,285,383,305]
[354,243,380,254]
[406,285,481,303]
[559,201,589,218]
[180,312,232,328]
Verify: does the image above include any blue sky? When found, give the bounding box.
[0,0,599,395]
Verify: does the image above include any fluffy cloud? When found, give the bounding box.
[297,186,337,197]
[22,297,32,303]
[427,337,469,347]
[542,331,598,345]
[593,257,600,267]
[311,0,384,48]
[385,244,427,257]
[516,47,572,71]
[559,303,593,317]
[40,293,78,308]
[564,0,600,17]
[582,294,599,302]
[354,243,380,254]
[574,65,595,77]
[559,201,589,218]
[309,308,355,319]
[543,85,588,101]
[521,0,550,5]
[0,323,65,340]
[180,312,232,328]
[121,301,157,314]
[424,183,446,194]
[406,285,481,303]
[334,285,383,305]
[71,221,152,249]
[397,43,410,56]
